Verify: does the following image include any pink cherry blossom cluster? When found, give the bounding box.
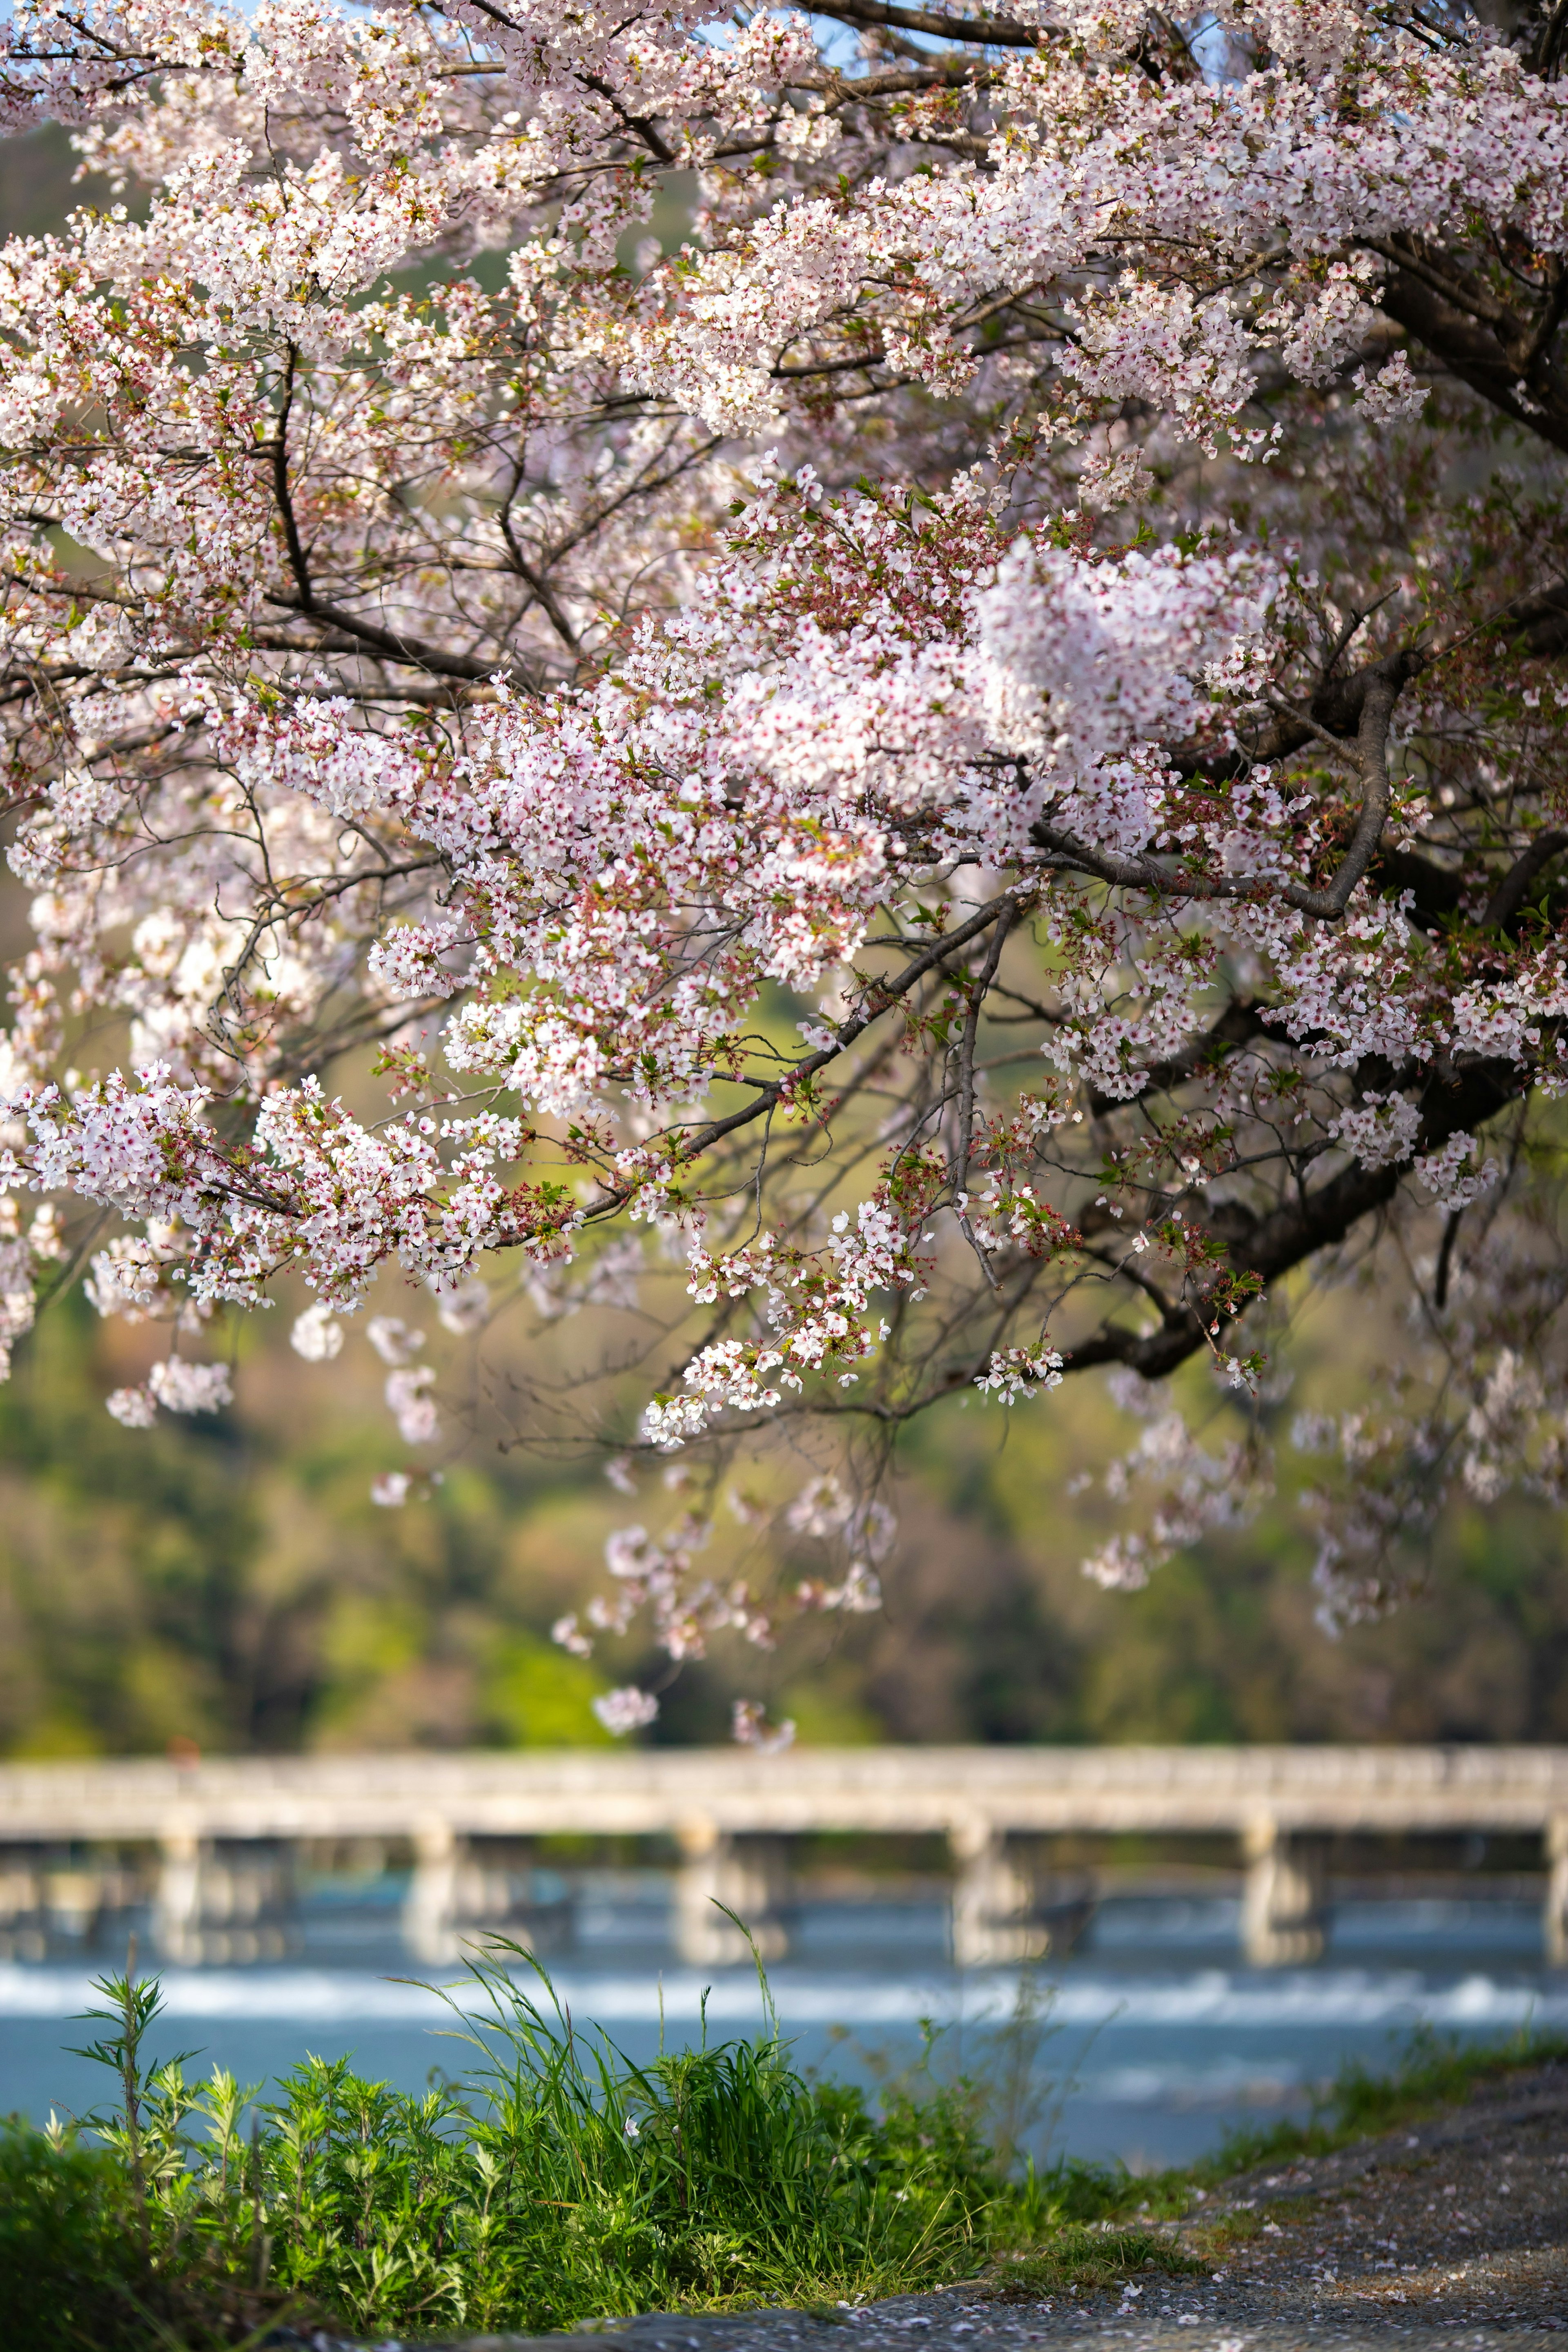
[552,1465,895,1724]
[1076,1364,1274,1594]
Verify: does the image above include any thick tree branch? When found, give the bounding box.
[1171,646,1428,784]
[265,592,540,693]
[1534,0,1568,76]
[951,902,1013,1287]
[1061,1056,1527,1382]
[807,0,1038,45]
[1034,655,1414,922]
[1374,261,1568,456]
[1493,577,1568,661]
[271,345,312,607]
[1482,831,1568,929]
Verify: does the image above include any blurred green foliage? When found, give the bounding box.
[0,2116,144,2352]
[0,1292,617,1755]
[0,124,105,241]
[6,1275,1568,1757]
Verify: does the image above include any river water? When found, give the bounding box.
[2,1880,1564,2170]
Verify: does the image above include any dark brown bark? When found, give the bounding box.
[1376,263,1568,457]
[804,0,1040,47]
[1060,1055,1527,1382]
[1172,648,1429,785]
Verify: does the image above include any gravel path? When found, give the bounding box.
[324,2060,1568,2352]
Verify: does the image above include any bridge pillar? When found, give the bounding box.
[0,1846,45,1960]
[403,1826,564,1964]
[1241,1820,1325,1966]
[673,1821,790,1964]
[1545,1817,1568,1966]
[2,1847,142,1957]
[949,1824,1056,1966]
[154,1828,206,1962]
[154,1832,296,1963]
[404,1820,461,1964]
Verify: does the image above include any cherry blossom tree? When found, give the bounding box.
[0,0,1566,1733]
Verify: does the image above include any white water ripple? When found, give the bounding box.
[1,1963,1564,2031]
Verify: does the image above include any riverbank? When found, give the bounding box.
[389,2050,1568,2352]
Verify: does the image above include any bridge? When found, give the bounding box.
[3,1744,1567,1969]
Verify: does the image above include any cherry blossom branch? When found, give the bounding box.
[782,1031,1538,1434]
[951,899,1013,1288]
[1086,998,1272,1117]
[666,890,1028,1168]
[3,0,1568,1656]
[264,591,544,693]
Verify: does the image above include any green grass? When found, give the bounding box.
[982,2228,1206,2299]
[5,1949,1566,2352]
